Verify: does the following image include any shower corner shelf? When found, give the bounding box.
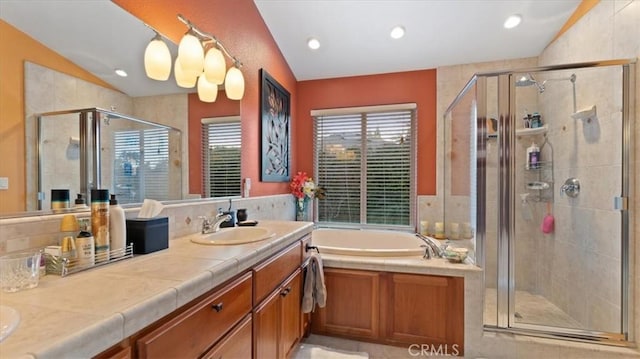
[516,125,548,137]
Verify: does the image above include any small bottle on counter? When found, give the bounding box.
[91,189,110,263]
[59,214,79,264]
[109,194,126,258]
[51,189,70,213]
[76,218,95,268]
[74,193,88,211]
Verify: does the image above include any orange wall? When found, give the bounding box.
[296,70,438,195]
[114,0,298,197]
[0,20,117,213]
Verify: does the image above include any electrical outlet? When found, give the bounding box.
[0,177,8,190]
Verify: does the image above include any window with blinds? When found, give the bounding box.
[313,104,416,229]
[202,116,242,197]
[113,128,170,204]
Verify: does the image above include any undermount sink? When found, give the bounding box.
[191,227,275,245]
[0,305,20,343]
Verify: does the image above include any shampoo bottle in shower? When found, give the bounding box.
[526,142,540,170]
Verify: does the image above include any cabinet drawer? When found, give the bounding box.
[253,241,302,304]
[137,272,252,359]
[202,314,252,359]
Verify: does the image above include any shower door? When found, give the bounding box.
[497,62,631,344]
[508,64,630,341]
[451,60,635,345]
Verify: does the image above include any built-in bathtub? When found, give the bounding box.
[311,228,428,257]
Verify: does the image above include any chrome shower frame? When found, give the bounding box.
[445,58,636,346]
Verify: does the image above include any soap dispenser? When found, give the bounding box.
[526,142,540,170]
[109,194,126,258]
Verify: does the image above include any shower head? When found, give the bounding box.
[515,74,545,93]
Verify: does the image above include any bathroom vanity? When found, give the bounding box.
[0,221,312,359]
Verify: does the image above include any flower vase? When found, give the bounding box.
[296,198,311,221]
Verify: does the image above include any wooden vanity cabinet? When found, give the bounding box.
[202,314,253,359]
[312,269,464,354]
[136,272,252,359]
[95,233,309,359]
[253,240,304,359]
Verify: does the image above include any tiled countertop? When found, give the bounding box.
[0,220,313,359]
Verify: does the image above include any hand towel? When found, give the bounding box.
[302,252,327,313]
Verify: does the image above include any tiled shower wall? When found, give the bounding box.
[0,194,297,256]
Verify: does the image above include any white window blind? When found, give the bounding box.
[202,117,241,197]
[113,128,170,204]
[313,104,416,229]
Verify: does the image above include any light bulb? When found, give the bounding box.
[174,57,197,88]
[178,32,204,78]
[204,47,226,85]
[224,67,244,100]
[504,14,522,29]
[144,35,171,81]
[197,74,218,102]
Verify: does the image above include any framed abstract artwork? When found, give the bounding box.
[260,69,291,182]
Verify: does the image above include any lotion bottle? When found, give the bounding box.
[526,142,540,170]
[76,218,95,268]
[109,194,126,258]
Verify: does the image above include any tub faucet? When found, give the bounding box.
[199,213,232,234]
[416,233,444,259]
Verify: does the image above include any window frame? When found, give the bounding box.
[312,103,417,230]
[201,116,242,198]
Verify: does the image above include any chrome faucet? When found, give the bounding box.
[416,233,444,259]
[199,213,232,234]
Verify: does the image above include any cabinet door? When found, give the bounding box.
[253,289,281,359]
[311,268,380,340]
[202,315,252,359]
[385,273,464,354]
[136,272,252,359]
[280,269,302,358]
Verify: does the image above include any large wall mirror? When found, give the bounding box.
[0,1,241,217]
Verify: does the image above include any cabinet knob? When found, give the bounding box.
[212,302,223,312]
[280,287,292,297]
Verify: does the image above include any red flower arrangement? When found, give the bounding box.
[290,172,326,200]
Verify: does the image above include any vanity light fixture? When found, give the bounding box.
[144,32,172,81]
[504,14,522,29]
[307,37,320,50]
[390,25,405,39]
[143,14,244,102]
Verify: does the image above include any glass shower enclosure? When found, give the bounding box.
[444,59,635,345]
[36,108,182,210]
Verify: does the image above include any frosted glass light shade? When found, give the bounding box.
[203,47,226,85]
[178,33,204,78]
[197,75,219,102]
[224,67,245,100]
[144,37,171,81]
[174,58,197,88]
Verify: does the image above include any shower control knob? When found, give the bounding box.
[560,177,580,198]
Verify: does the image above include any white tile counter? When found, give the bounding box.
[0,220,313,359]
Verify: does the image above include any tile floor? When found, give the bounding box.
[299,334,461,358]
[484,288,583,329]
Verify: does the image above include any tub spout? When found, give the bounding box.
[416,233,444,259]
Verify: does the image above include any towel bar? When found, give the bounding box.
[305,244,320,253]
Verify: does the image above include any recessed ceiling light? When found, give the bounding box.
[114,69,128,77]
[504,14,522,29]
[390,25,405,39]
[307,38,320,50]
